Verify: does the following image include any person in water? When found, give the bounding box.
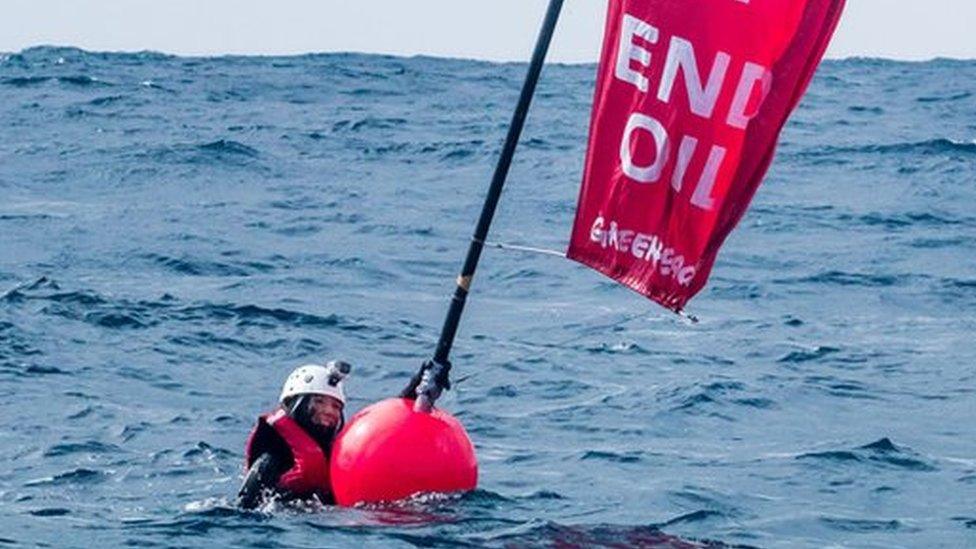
[238,360,351,508]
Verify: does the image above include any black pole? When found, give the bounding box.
[410,0,565,411]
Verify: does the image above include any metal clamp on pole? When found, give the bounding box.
[411,359,452,413]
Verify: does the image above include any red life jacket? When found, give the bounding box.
[244,408,332,499]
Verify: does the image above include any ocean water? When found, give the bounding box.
[0,46,974,548]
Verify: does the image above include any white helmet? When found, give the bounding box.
[279,361,350,405]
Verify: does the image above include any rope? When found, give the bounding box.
[483,239,699,324]
[483,240,566,258]
[445,238,701,386]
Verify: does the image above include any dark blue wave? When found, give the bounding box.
[798,438,937,472]
[798,138,976,158]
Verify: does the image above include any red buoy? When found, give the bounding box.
[330,398,477,506]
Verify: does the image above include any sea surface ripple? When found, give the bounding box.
[1,47,974,548]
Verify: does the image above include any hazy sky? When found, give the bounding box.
[2,1,973,62]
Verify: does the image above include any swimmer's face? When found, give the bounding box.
[308,394,343,429]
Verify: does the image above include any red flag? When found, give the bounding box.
[568,0,846,311]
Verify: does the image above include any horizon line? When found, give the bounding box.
[5,44,975,65]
